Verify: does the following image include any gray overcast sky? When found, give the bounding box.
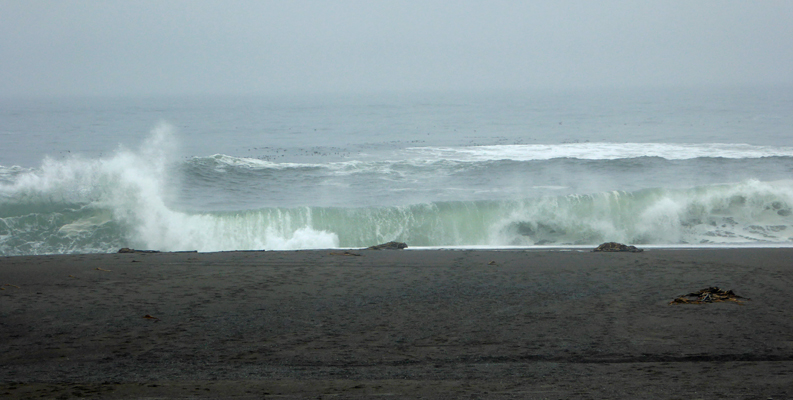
[2,0,792,97]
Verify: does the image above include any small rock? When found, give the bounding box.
[366,241,408,250]
[592,242,643,252]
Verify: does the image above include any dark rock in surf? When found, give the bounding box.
[592,242,643,252]
[117,248,161,253]
[366,241,408,250]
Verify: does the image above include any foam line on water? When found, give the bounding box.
[404,143,793,161]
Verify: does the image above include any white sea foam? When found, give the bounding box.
[207,154,321,170]
[188,142,793,176]
[3,126,793,255]
[0,124,340,254]
[495,180,793,246]
[404,143,793,162]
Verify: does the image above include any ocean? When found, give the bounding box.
[1,86,792,255]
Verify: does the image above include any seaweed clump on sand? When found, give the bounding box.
[592,242,643,252]
[669,287,750,305]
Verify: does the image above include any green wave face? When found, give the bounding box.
[3,180,793,255]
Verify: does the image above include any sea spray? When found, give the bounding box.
[3,88,792,255]
[3,178,793,255]
[0,124,341,254]
[3,124,793,254]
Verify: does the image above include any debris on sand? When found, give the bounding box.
[366,241,408,250]
[669,286,750,305]
[592,242,643,252]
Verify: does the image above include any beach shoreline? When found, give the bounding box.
[2,248,792,398]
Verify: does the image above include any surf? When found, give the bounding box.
[3,124,793,255]
[3,177,793,255]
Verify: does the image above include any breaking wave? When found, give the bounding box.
[3,127,793,255]
[404,143,793,162]
[2,172,793,255]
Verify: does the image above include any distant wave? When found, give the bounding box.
[177,143,793,173]
[404,143,793,161]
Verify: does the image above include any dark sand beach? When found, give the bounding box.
[1,248,792,399]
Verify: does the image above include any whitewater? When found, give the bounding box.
[1,87,792,255]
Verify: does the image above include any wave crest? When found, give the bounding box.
[405,143,793,161]
[3,126,793,255]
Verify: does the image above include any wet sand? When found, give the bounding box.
[1,248,792,399]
